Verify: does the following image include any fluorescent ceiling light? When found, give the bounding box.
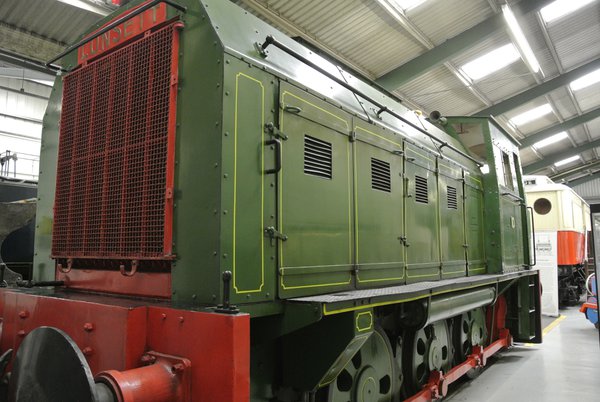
[460,44,521,81]
[502,4,541,74]
[393,0,427,10]
[533,131,569,149]
[541,0,596,23]
[56,0,110,16]
[509,104,553,126]
[570,68,600,91]
[554,155,580,167]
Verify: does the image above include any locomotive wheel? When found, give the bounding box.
[403,320,451,395]
[392,335,404,401]
[327,327,394,402]
[453,308,487,364]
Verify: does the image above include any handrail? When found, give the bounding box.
[258,35,483,167]
[527,206,537,267]
[45,0,187,70]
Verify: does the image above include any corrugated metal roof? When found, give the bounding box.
[0,0,101,45]
[572,177,600,203]
[407,0,494,46]
[2,0,599,181]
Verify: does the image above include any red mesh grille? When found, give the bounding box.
[52,23,178,261]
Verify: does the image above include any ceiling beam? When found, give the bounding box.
[0,112,42,125]
[375,0,553,90]
[374,0,491,107]
[0,85,50,101]
[474,57,600,117]
[0,49,58,76]
[0,23,65,64]
[551,160,600,182]
[519,106,600,149]
[566,171,600,187]
[0,67,55,82]
[524,137,600,174]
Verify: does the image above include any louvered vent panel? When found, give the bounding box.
[304,135,332,179]
[415,176,429,204]
[371,158,391,192]
[447,186,458,209]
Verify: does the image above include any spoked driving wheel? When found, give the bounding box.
[327,327,394,402]
[453,307,487,363]
[453,307,487,378]
[403,320,451,395]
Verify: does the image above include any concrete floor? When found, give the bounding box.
[446,306,600,402]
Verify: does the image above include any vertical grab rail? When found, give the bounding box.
[527,206,537,267]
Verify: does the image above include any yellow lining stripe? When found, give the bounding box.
[233,73,265,294]
[354,125,405,283]
[356,311,373,332]
[279,89,353,290]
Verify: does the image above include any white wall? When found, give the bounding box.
[0,76,51,180]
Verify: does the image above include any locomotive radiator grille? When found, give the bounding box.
[52,23,180,261]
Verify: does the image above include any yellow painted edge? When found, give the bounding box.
[356,311,373,332]
[233,72,266,294]
[323,280,498,315]
[354,125,402,147]
[406,145,434,164]
[282,90,349,129]
[279,90,353,291]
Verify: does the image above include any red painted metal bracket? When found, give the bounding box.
[405,329,512,402]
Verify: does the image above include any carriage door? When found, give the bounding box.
[404,144,440,282]
[438,162,466,278]
[277,84,354,298]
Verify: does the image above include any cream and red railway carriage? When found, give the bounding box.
[525,175,590,306]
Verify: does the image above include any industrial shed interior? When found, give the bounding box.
[0,0,599,401]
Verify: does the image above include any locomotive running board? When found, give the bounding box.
[288,271,537,315]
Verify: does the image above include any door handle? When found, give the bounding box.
[265,138,281,174]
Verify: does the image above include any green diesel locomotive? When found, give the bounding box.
[0,0,541,401]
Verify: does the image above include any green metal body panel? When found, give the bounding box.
[277,84,354,297]
[442,117,530,275]
[31,1,542,399]
[404,145,440,281]
[464,177,486,274]
[221,60,277,305]
[438,161,466,279]
[354,123,405,287]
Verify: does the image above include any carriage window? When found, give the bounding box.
[534,198,552,215]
